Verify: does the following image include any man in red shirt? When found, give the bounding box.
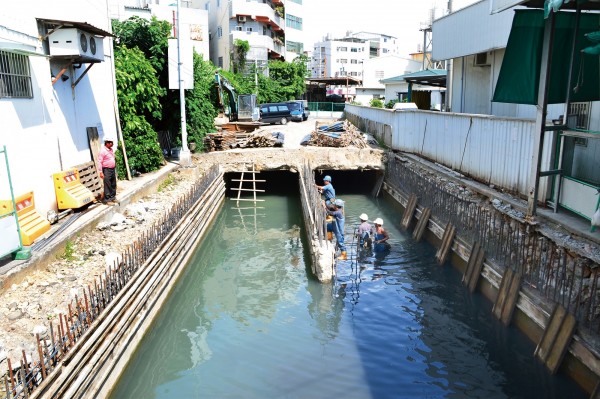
[98,136,117,204]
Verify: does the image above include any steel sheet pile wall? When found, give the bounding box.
[345,105,554,201]
[386,156,600,344]
[0,165,224,399]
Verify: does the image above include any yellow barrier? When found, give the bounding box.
[53,168,95,210]
[0,191,51,246]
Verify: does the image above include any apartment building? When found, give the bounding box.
[311,37,369,79]
[204,0,306,72]
[346,31,399,58]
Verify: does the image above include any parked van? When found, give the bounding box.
[287,100,310,121]
[259,103,292,124]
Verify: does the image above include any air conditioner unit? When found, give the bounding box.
[48,28,104,62]
[238,16,247,23]
[473,52,490,67]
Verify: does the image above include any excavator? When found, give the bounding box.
[214,73,259,123]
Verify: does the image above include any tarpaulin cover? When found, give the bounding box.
[493,9,600,104]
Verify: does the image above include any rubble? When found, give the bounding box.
[303,120,369,148]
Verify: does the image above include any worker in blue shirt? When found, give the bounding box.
[317,175,335,205]
[324,198,347,260]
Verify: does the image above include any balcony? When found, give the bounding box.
[230,0,283,31]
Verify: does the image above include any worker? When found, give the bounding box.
[356,213,372,248]
[98,135,117,205]
[324,198,347,260]
[373,218,390,252]
[316,175,335,205]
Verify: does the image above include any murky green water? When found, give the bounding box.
[110,193,586,399]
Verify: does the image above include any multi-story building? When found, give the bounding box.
[204,0,306,73]
[311,36,369,79]
[346,31,399,58]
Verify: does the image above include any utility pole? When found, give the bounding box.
[177,0,192,167]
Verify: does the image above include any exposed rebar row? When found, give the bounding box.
[386,156,600,335]
[1,165,221,399]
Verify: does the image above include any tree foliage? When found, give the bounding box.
[183,53,219,150]
[370,98,384,108]
[114,46,165,177]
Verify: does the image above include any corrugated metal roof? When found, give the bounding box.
[381,69,446,86]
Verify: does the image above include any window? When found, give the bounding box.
[287,41,304,54]
[218,57,223,68]
[375,70,384,79]
[337,46,347,52]
[351,47,358,52]
[0,50,33,99]
[339,59,347,63]
[383,48,389,53]
[205,2,210,11]
[217,0,220,6]
[350,71,358,77]
[217,26,222,38]
[236,26,243,31]
[285,14,303,30]
[246,27,253,32]
[350,59,358,64]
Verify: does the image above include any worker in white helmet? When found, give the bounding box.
[98,135,118,205]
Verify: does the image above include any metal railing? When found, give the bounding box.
[307,102,346,113]
[1,165,221,399]
[386,156,600,335]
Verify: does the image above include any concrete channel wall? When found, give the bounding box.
[25,167,226,398]
[384,156,600,394]
[10,154,351,398]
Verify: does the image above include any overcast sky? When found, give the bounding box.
[302,0,480,56]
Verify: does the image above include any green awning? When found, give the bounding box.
[493,9,600,105]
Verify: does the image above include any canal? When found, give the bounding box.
[110,186,587,398]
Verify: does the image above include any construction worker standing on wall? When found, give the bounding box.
[316,175,335,205]
[324,198,347,260]
[98,136,117,205]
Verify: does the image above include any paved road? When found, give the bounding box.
[257,116,338,148]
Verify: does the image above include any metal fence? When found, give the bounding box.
[307,102,346,113]
[1,165,221,399]
[387,156,600,334]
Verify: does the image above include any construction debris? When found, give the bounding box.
[302,120,369,148]
[203,131,284,152]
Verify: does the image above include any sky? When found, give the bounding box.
[303,0,479,57]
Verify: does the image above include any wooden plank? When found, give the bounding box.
[75,161,103,200]
[412,207,431,242]
[371,173,385,198]
[435,222,455,265]
[500,270,522,325]
[493,268,522,325]
[401,194,418,230]
[231,179,267,182]
[535,304,577,374]
[229,198,265,202]
[535,304,567,364]
[86,127,100,170]
[462,241,485,293]
[546,310,576,374]
[231,188,266,192]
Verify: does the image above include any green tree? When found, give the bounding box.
[183,53,220,151]
[370,98,384,108]
[114,46,165,177]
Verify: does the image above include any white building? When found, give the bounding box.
[109,1,210,61]
[203,0,305,72]
[355,55,421,105]
[346,31,399,58]
[311,37,368,79]
[0,0,117,218]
